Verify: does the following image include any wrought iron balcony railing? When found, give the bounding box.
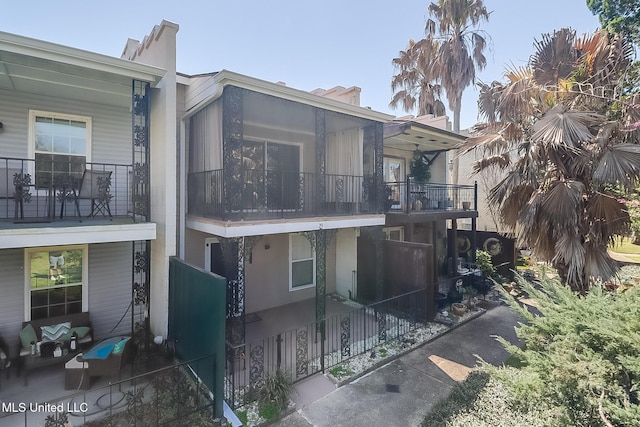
[188,169,383,220]
[385,180,477,214]
[0,157,143,224]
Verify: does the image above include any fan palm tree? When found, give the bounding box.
[390,38,446,117]
[427,0,490,133]
[462,28,639,291]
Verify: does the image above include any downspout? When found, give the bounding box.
[178,117,186,259]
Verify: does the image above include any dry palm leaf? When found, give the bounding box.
[584,241,618,284]
[531,28,578,86]
[472,153,511,173]
[531,105,601,147]
[540,180,584,229]
[593,144,640,187]
[552,232,586,287]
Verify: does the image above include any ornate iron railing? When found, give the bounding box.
[224,288,428,409]
[385,180,477,213]
[188,169,382,220]
[0,157,137,223]
[2,354,222,427]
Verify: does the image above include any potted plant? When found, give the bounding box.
[475,250,495,278]
[410,157,431,184]
[384,185,394,211]
[451,302,466,316]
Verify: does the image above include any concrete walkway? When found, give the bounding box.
[275,303,521,427]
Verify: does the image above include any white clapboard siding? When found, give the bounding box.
[88,242,133,339]
[0,249,27,358]
[0,88,132,164]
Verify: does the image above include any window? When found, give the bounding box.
[26,246,88,320]
[243,141,301,210]
[29,111,91,188]
[289,234,315,290]
[384,226,404,241]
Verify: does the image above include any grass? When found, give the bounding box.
[329,365,355,378]
[610,237,640,254]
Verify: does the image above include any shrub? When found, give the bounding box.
[256,369,294,411]
[488,271,640,426]
[421,371,490,427]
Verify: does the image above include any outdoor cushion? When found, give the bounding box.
[19,324,37,350]
[70,326,91,339]
[82,337,124,360]
[112,337,130,355]
[41,322,71,342]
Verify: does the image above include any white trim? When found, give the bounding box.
[384,226,405,241]
[289,234,315,291]
[182,70,393,122]
[186,215,385,238]
[0,30,164,83]
[29,109,92,163]
[204,236,220,272]
[0,223,156,249]
[24,244,88,321]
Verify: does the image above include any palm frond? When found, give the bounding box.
[531,104,601,147]
[586,192,630,241]
[552,232,586,287]
[540,180,585,230]
[530,28,578,86]
[471,153,511,173]
[584,241,618,284]
[592,144,640,188]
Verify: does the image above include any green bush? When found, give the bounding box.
[258,402,279,421]
[488,272,640,426]
[421,371,490,427]
[257,369,294,411]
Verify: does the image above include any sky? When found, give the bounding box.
[3,0,602,130]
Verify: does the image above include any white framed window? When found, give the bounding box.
[24,245,88,321]
[289,234,315,291]
[29,110,92,188]
[384,226,405,241]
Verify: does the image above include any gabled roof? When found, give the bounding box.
[0,31,165,108]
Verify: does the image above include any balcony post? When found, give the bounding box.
[222,86,244,217]
[315,109,326,215]
[405,176,410,213]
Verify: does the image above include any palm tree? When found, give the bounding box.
[427,0,490,134]
[390,38,446,117]
[463,28,639,291]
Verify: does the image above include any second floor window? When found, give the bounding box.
[30,110,91,188]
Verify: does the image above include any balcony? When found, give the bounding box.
[0,157,145,226]
[187,169,383,221]
[385,180,477,216]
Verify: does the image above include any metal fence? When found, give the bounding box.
[0,157,133,222]
[2,355,220,427]
[188,169,380,219]
[225,289,428,408]
[386,180,477,213]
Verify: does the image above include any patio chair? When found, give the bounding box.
[72,169,113,220]
[0,168,31,220]
[0,335,9,390]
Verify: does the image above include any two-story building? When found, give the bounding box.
[176,71,391,354]
[0,21,178,361]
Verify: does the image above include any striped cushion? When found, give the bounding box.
[41,322,71,342]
